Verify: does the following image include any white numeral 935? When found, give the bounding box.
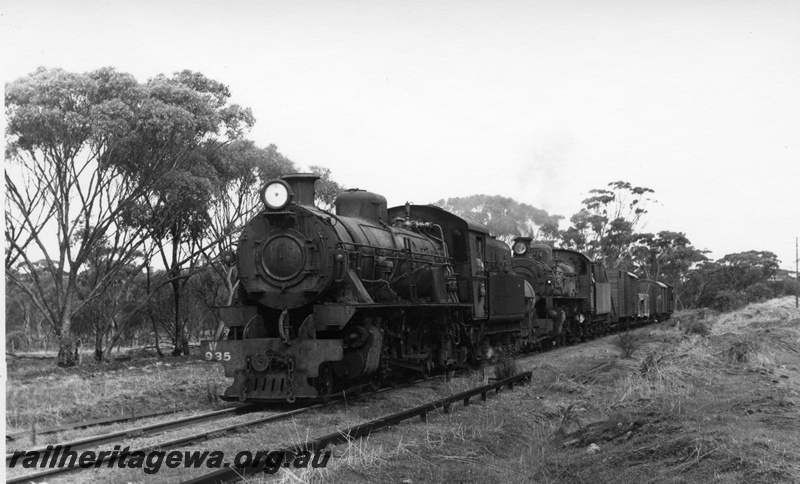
[205,351,231,361]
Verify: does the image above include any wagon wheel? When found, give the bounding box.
[316,362,333,403]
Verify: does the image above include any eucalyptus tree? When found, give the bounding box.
[5,66,253,365]
[308,165,345,210]
[683,251,781,311]
[560,181,655,268]
[5,267,53,352]
[71,253,145,362]
[630,231,708,309]
[631,231,707,281]
[119,70,255,356]
[435,194,563,245]
[6,67,168,365]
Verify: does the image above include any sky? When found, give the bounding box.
[2,0,799,270]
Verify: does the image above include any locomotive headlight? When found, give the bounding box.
[513,241,527,255]
[261,180,292,211]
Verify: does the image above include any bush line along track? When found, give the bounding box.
[5,377,435,483]
[182,371,532,484]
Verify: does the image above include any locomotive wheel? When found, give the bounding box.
[420,360,431,381]
[316,362,333,402]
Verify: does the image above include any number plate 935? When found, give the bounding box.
[205,351,231,361]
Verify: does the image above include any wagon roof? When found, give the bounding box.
[639,279,668,288]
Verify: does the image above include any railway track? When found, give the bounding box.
[181,371,532,484]
[6,326,627,483]
[6,404,264,463]
[5,403,273,483]
[6,406,195,442]
[5,377,435,483]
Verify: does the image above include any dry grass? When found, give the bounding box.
[682,318,712,336]
[6,297,800,483]
[615,331,639,358]
[5,356,228,437]
[272,298,800,483]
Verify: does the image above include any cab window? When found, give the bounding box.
[450,229,467,263]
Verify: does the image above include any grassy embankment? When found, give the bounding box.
[5,297,799,483]
[264,297,800,483]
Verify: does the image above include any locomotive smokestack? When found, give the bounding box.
[282,173,320,207]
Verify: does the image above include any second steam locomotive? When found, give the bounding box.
[203,174,673,403]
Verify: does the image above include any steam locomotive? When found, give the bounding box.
[509,239,671,345]
[202,174,673,403]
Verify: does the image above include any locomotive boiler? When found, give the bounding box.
[203,174,531,403]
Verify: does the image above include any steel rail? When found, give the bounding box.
[181,371,532,484]
[5,378,432,483]
[5,404,305,484]
[6,406,195,441]
[5,404,262,465]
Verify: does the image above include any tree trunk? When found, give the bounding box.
[214,315,227,340]
[150,311,164,357]
[144,264,164,357]
[181,328,190,355]
[107,322,126,357]
[171,278,184,356]
[101,319,123,361]
[94,330,104,363]
[21,307,31,351]
[57,333,81,367]
[40,318,48,351]
[215,270,238,340]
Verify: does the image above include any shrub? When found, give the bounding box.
[725,338,760,364]
[494,355,519,380]
[682,317,711,336]
[744,283,772,303]
[614,332,638,358]
[555,403,583,435]
[639,351,664,378]
[707,290,743,312]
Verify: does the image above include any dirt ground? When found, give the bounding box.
[5,296,800,483]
